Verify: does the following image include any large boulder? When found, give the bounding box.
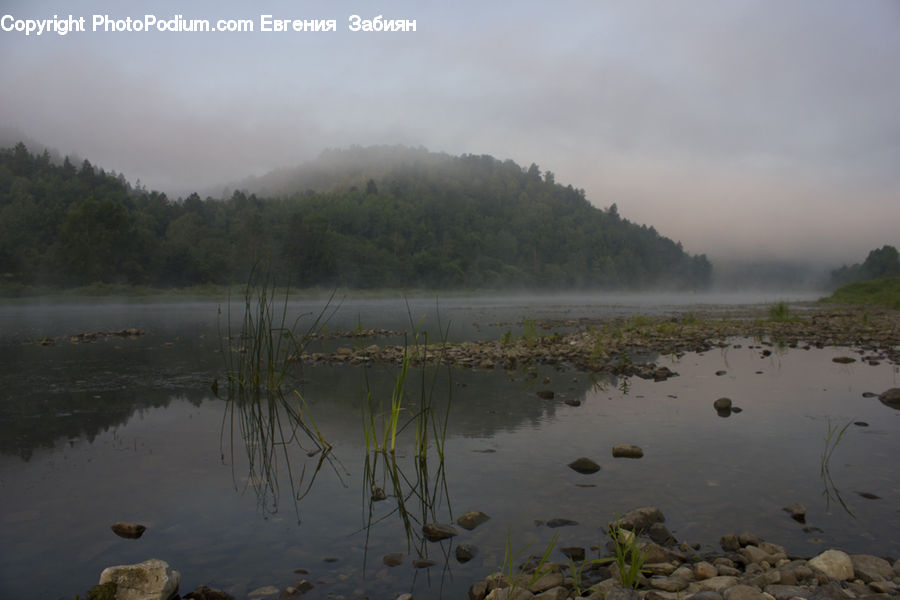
[98,558,180,600]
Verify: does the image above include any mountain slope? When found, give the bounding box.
[0,142,711,290]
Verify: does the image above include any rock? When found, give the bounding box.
[423,523,458,541]
[184,586,234,600]
[713,398,732,411]
[764,584,812,600]
[537,390,555,399]
[248,587,279,597]
[470,580,489,600]
[383,552,403,567]
[694,561,718,580]
[878,387,900,408]
[606,589,642,600]
[649,575,689,592]
[612,444,644,458]
[457,544,479,563]
[618,506,665,531]
[782,503,806,523]
[485,587,534,600]
[568,457,602,474]
[691,592,724,600]
[648,523,677,546]
[724,585,767,600]
[458,510,491,530]
[413,559,436,568]
[559,546,585,561]
[737,532,762,547]
[806,581,851,600]
[111,522,147,539]
[687,575,740,593]
[808,549,854,580]
[720,534,741,552]
[98,558,180,600]
[831,356,855,364]
[528,572,564,593]
[849,554,894,582]
[868,580,897,594]
[716,370,727,376]
[533,586,568,600]
[546,518,578,528]
[278,580,313,599]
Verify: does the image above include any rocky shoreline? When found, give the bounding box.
[299,307,900,378]
[464,506,899,600]
[87,505,900,600]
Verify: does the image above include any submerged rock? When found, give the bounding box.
[782,503,807,523]
[457,509,491,530]
[423,522,458,541]
[456,544,479,563]
[184,585,235,600]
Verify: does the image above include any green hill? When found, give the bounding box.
[0,142,711,291]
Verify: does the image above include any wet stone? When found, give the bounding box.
[423,523,458,541]
[456,544,478,563]
[568,457,601,474]
[382,552,403,567]
[458,510,491,530]
[612,444,644,458]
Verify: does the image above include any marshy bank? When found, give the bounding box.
[0,295,897,599]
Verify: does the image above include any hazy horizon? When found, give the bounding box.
[1,0,898,268]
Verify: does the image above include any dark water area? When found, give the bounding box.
[0,293,897,600]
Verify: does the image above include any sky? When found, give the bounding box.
[1,0,898,267]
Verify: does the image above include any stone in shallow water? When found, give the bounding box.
[458,510,491,530]
[782,503,807,523]
[537,390,555,399]
[383,552,403,567]
[713,397,732,411]
[879,387,900,408]
[831,356,855,363]
[111,522,147,539]
[568,457,601,474]
[456,544,478,563]
[546,518,578,528]
[423,522,458,541]
[619,506,665,531]
[184,585,234,600]
[612,444,643,458]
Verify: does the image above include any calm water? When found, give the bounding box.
[0,293,897,600]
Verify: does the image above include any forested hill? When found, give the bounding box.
[0,142,711,290]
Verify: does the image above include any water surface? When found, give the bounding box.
[0,293,896,599]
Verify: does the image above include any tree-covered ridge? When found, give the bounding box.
[0,142,711,290]
[829,245,900,289]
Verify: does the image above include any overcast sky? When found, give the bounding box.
[1,0,898,266]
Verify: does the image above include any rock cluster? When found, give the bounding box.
[467,507,899,600]
[297,309,900,378]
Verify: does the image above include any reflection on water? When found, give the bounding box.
[0,297,897,599]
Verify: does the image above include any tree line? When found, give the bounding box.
[0,142,712,290]
[829,245,900,288]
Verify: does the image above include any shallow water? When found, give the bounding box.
[0,294,897,599]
